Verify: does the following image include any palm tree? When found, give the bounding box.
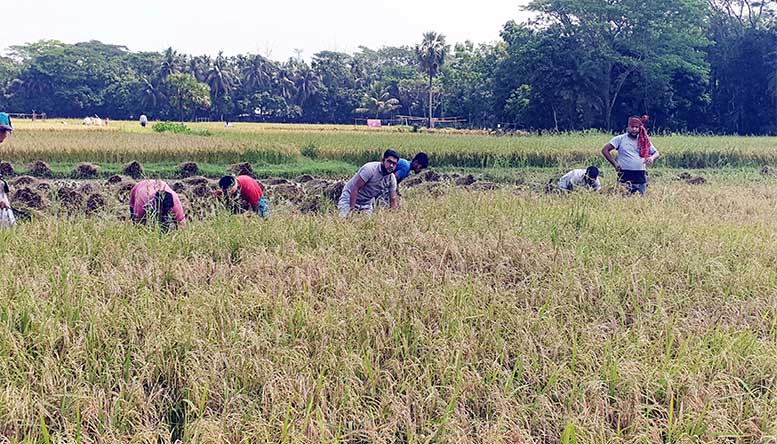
[293,63,322,106]
[415,32,449,128]
[186,55,210,83]
[273,62,297,100]
[158,47,181,81]
[206,52,238,99]
[240,54,275,91]
[355,82,401,118]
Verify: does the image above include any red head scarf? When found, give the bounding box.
[628,115,651,159]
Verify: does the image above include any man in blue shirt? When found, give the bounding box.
[376,152,429,206]
[394,152,429,184]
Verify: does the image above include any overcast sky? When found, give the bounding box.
[3,0,532,61]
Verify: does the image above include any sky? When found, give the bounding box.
[3,0,532,61]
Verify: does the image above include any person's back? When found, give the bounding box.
[139,114,148,127]
[217,175,270,217]
[558,166,601,192]
[129,179,186,230]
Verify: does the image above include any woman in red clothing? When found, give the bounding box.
[217,175,270,217]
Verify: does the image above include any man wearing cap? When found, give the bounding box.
[0,113,13,144]
[338,149,399,218]
[558,166,601,192]
[602,115,660,195]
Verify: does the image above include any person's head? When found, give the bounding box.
[0,113,13,144]
[584,165,600,187]
[627,115,646,137]
[382,149,400,174]
[219,175,238,194]
[152,191,176,232]
[410,152,429,173]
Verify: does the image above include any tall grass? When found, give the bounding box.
[2,185,777,442]
[7,121,777,168]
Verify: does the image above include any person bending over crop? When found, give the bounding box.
[558,165,601,192]
[129,179,187,231]
[217,175,270,217]
[602,115,660,195]
[338,149,399,218]
[377,151,429,206]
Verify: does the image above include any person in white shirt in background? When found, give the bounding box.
[558,165,601,192]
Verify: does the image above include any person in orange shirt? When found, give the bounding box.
[217,175,270,217]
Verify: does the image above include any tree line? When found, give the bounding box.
[1,0,776,134]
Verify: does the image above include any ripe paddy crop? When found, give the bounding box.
[2,183,777,442]
[2,122,777,442]
[8,120,777,170]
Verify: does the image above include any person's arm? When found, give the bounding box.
[644,146,660,166]
[128,186,139,221]
[602,143,620,172]
[389,191,398,209]
[172,194,187,228]
[349,177,366,210]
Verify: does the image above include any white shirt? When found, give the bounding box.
[558,169,601,191]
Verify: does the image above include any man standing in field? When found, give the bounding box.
[0,112,12,144]
[602,115,660,195]
[338,150,399,218]
[217,175,270,217]
[557,165,601,192]
[129,179,187,231]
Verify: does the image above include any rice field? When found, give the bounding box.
[7,120,777,169]
[2,122,777,443]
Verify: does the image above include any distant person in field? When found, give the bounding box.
[216,175,270,217]
[129,179,187,231]
[602,115,660,195]
[139,114,148,128]
[0,112,12,144]
[338,149,399,218]
[377,151,429,206]
[558,166,601,192]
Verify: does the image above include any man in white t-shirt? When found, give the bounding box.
[558,166,601,192]
[338,150,399,218]
[602,115,659,195]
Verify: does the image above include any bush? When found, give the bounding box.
[300,142,319,159]
[152,122,212,136]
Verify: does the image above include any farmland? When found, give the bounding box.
[1,122,777,443]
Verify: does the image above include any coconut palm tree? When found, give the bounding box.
[206,52,238,99]
[158,47,182,81]
[240,54,275,91]
[355,82,401,118]
[415,32,449,128]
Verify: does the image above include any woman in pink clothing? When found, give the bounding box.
[129,179,187,231]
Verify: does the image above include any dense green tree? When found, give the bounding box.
[167,73,211,121]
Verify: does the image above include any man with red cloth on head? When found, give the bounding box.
[602,115,660,195]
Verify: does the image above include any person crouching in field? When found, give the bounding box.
[558,166,601,192]
[338,149,399,218]
[377,152,429,206]
[216,175,270,217]
[129,179,187,231]
[602,115,660,195]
